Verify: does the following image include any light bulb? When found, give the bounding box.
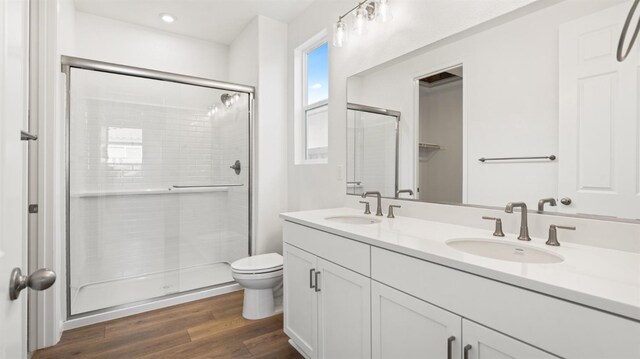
[333,19,347,47]
[376,0,391,23]
[232,93,241,104]
[353,6,367,35]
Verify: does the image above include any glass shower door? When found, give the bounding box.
[68,68,250,315]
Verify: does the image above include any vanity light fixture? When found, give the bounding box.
[159,13,176,23]
[333,19,348,47]
[332,0,391,47]
[353,5,368,35]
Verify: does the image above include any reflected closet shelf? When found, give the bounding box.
[419,143,441,150]
[70,185,243,198]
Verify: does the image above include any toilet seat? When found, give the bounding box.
[231,253,283,274]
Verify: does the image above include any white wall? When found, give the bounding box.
[71,11,230,80]
[287,0,543,211]
[229,16,288,255]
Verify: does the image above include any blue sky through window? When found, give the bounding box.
[307,42,328,105]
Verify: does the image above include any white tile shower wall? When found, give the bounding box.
[360,121,396,195]
[69,88,249,291]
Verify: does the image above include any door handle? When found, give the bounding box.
[463,344,472,359]
[447,336,455,359]
[560,197,572,205]
[309,269,316,289]
[9,268,56,300]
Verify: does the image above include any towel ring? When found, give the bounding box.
[618,0,640,62]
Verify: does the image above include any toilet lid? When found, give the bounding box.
[231,253,283,273]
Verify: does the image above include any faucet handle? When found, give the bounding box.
[387,205,401,219]
[359,201,371,215]
[482,216,505,237]
[546,224,576,246]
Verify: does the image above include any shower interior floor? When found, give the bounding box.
[71,262,233,315]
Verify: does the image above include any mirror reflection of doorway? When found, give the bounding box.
[417,66,463,203]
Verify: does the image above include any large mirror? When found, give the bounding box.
[346,0,640,221]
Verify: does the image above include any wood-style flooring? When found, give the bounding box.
[33,290,303,359]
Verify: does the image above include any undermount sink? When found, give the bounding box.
[446,238,564,264]
[325,215,381,225]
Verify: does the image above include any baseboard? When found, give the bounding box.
[288,339,311,359]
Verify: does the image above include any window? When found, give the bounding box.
[296,33,329,164]
[107,127,143,164]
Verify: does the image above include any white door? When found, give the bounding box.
[316,258,370,359]
[559,1,640,219]
[283,243,318,359]
[462,320,558,359]
[0,0,30,358]
[372,281,462,359]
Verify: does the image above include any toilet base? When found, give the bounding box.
[242,288,275,320]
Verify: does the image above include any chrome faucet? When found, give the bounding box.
[362,191,383,216]
[538,198,557,212]
[395,189,414,198]
[505,202,531,241]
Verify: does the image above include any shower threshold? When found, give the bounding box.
[71,262,233,315]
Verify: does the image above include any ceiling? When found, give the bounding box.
[74,0,317,45]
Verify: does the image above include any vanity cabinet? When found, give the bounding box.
[283,242,371,359]
[283,244,318,358]
[372,281,556,359]
[372,281,461,359]
[462,320,557,359]
[283,220,640,359]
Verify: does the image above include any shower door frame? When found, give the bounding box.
[61,55,255,320]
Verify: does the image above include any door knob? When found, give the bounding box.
[9,268,56,300]
[560,197,572,205]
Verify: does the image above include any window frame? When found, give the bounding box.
[295,30,329,165]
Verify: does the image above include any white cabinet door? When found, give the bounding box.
[462,320,558,359]
[316,258,371,359]
[559,1,640,219]
[0,0,29,358]
[283,244,318,359]
[372,281,462,359]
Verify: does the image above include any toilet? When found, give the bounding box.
[231,253,283,320]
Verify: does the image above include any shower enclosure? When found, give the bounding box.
[62,57,253,317]
[346,103,399,197]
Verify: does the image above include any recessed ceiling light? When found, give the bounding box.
[160,13,175,23]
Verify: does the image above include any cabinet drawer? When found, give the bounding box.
[283,221,370,276]
[371,247,640,358]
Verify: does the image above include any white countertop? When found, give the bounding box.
[280,207,640,321]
